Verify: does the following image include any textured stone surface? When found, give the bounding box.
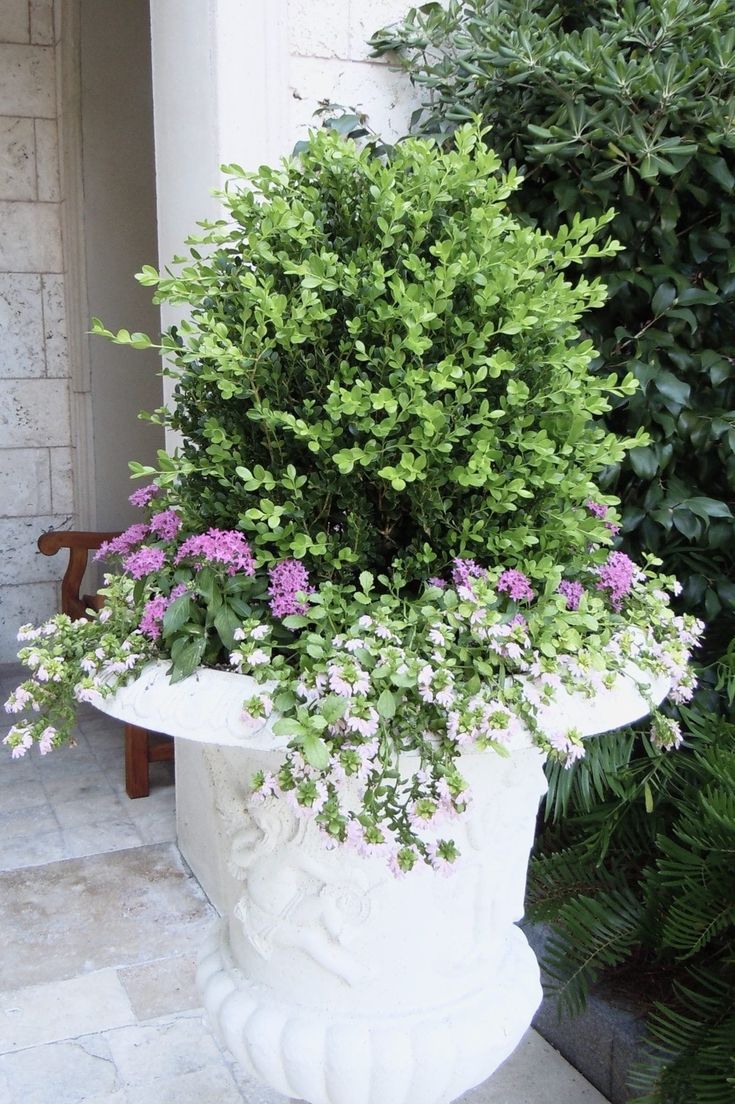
[0,583,57,662]
[0,273,45,378]
[117,955,200,1021]
[0,448,51,515]
[0,378,70,446]
[0,1,30,44]
[348,0,416,61]
[0,199,61,271]
[0,514,77,584]
[0,843,214,989]
[288,0,350,58]
[49,446,74,512]
[41,272,68,375]
[0,117,36,200]
[34,116,59,200]
[0,44,55,117]
[30,0,55,46]
[0,969,135,1052]
[288,55,419,147]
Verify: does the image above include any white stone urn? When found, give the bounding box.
[95,662,668,1104]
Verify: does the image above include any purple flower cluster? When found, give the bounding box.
[95,523,149,562]
[496,569,535,603]
[138,583,188,640]
[148,509,182,541]
[596,551,638,611]
[587,499,620,535]
[558,580,585,611]
[268,559,313,618]
[175,529,255,576]
[138,595,168,640]
[123,546,166,580]
[129,483,161,509]
[451,558,486,589]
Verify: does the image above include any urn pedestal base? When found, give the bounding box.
[198,919,542,1104]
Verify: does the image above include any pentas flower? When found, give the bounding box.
[129,483,161,508]
[268,559,313,618]
[596,551,640,611]
[139,595,168,640]
[558,580,585,611]
[95,523,149,562]
[451,558,486,589]
[123,546,166,580]
[497,569,535,603]
[148,509,182,541]
[175,529,255,576]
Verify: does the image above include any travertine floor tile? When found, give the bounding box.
[458,1030,608,1103]
[104,1013,225,1085]
[117,954,200,1020]
[0,1037,120,1104]
[0,844,215,989]
[0,968,135,1052]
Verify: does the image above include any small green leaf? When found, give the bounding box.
[302,732,330,770]
[377,689,397,719]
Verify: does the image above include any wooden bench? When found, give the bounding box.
[37,530,175,799]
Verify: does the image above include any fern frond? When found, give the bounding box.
[630,965,735,1104]
[541,886,644,1016]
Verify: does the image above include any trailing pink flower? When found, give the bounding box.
[95,523,149,562]
[451,558,486,589]
[123,546,166,580]
[497,569,535,603]
[129,483,161,509]
[148,509,182,541]
[175,529,255,576]
[268,558,313,618]
[558,580,584,611]
[428,576,447,589]
[596,551,640,611]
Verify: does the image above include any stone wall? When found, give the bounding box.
[0,0,72,662]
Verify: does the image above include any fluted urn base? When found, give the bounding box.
[198,920,542,1104]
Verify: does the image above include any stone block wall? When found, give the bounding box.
[0,0,72,661]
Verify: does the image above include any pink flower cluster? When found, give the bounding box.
[129,483,161,508]
[596,551,638,611]
[175,529,255,576]
[268,559,313,618]
[558,580,585,611]
[451,558,486,589]
[148,509,182,541]
[95,523,149,562]
[123,546,166,580]
[497,569,535,603]
[586,499,620,535]
[138,583,188,640]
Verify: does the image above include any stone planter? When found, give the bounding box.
[95,661,668,1104]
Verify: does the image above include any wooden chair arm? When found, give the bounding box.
[38,529,121,620]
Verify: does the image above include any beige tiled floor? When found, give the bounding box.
[0,663,608,1104]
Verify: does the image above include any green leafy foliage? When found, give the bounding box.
[370,2,735,1096]
[371,0,735,629]
[122,124,642,585]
